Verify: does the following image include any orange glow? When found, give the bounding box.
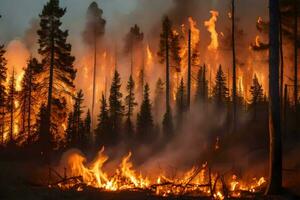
[59,148,267,198]
[204,10,219,51]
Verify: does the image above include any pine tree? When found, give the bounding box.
[66,111,74,147]
[162,108,174,138]
[176,78,186,128]
[266,0,282,194]
[108,70,123,145]
[0,45,7,145]
[83,1,106,130]
[37,104,52,163]
[72,90,84,147]
[195,65,208,103]
[212,65,229,107]
[83,109,91,149]
[124,75,137,138]
[158,16,174,137]
[19,58,41,144]
[137,83,154,143]
[153,78,164,123]
[95,94,110,147]
[124,24,144,55]
[249,74,264,119]
[7,70,16,144]
[37,0,77,143]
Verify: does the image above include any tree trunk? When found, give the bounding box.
[266,0,282,194]
[232,0,237,133]
[187,29,191,110]
[279,10,285,113]
[91,27,97,134]
[27,66,32,144]
[294,0,298,117]
[166,26,170,112]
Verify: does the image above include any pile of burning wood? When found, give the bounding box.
[47,148,266,199]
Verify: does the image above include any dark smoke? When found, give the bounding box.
[82,1,106,47]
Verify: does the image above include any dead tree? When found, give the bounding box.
[266,0,282,194]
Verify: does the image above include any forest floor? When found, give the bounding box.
[0,160,299,200]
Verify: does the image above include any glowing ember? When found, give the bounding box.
[56,148,267,198]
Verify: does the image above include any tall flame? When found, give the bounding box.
[204,10,219,51]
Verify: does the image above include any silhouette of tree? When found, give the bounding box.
[95,94,110,147]
[0,45,7,145]
[212,65,229,107]
[124,75,137,138]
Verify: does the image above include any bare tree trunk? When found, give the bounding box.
[279,10,284,109]
[27,66,32,144]
[232,0,237,133]
[266,0,282,194]
[187,29,191,110]
[294,0,298,118]
[91,28,97,134]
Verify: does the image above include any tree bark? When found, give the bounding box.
[294,0,298,116]
[232,0,237,133]
[266,0,282,194]
[187,29,191,110]
[279,10,284,109]
[91,27,97,135]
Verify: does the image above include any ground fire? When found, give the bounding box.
[0,0,299,200]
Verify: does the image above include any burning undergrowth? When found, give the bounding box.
[53,148,266,199]
[51,107,267,199]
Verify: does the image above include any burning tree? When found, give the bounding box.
[249,74,264,120]
[82,1,106,130]
[37,0,76,145]
[195,65,208,104]
[7,70,16,145]
[0,45,7,145]
[18,58,41,144]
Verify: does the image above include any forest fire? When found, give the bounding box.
[0,0,299,199]
[52,148,267,199]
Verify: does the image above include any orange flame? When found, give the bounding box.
[204,10,219,51]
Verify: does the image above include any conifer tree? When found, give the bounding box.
[124,75,137,138]
[137,83,154,143]
[158,16,174,137]
[66,111,74,147]
[83,1,106,129]
[212,65,229,107]
[7,70,16,144]
[72,90,84,146]
[195,65,208,103]
[83,109,91,149]
[19,58,41,143]
[124,24,144,55]
[249,74,264,119]
[108,70,123,145]
[37,0,77,142]
[176,78,186,128]
[95,94,110,147]
[0,45,7,144]
[37,104,52,162]
[153,78,164,123]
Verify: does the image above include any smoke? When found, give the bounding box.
[82,1,106,48]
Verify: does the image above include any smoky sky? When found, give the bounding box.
[0,0,268,45]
